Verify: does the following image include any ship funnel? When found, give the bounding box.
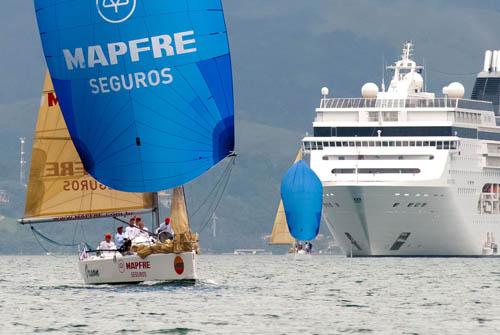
[484,50,492,72]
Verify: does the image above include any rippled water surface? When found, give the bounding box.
[1,255,500,334]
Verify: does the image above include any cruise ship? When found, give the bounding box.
[303,42,500,256]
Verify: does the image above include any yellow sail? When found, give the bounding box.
[269,149,303,245]
[169,187,190,234]
[269,200,294,245]
[21,72,154,223]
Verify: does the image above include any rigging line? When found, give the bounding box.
[188,156,234,218]
[30,225,79,247]
[197,156,235,233]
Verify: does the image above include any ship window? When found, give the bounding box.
[356,141,361,147]
[304,142,311,150]
[398,156,403,160]
[339,156,345,160]
[408,203,414,207]
[362,141,368,146]
[393,203,400,207]
[332,168,355,174]
[444,141,450,149]
[369,141,375,147]
[403,141,409,146]
[429,155,434,160]
[342,141,348,147]
[330,142,336,147]
[430,141,436,146]
[417,141,423,146]
[323,142,329,147]
[311,142,317,150]
[437,141,443,149]
[421,203,427,207]
[376,141,382,147]
[389,141,395,146]
[318,142,323,150]
[322,156,329,160]
[368,111,379,122]
[336,141,342,147]
[396,141,402,146]
[383,142,389,147]
[423,141,429,146]
[410,141,415,147]
[357,168,421,174]
[358,155,365,160]
[349,141,355,147]
[451,141,457,149]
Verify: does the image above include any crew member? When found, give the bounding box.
[115,226,125,250]
[124,217,139,240]
[156,217,175,241]
[97,233,116,254]
[135,218,150,239]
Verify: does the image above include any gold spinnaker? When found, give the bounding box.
[22,72,154,222]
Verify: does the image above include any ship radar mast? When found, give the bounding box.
[383,41,426,97]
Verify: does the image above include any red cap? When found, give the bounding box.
[105,233,112,239]
[165,217,171,224]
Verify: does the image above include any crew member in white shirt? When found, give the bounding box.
[156,217,175,241]
[97,233,116,255]
[124,217,140,241]
[135,219,150,239]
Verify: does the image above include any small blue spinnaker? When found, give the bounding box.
[281,160,323,241]
[34,0,234,192]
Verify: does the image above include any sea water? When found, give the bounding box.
[1,255,499,334]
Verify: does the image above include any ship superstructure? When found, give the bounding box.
[303,42,500,256]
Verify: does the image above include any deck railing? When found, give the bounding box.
[319,98,492,111]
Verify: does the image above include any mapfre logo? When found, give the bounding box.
[96,0,137,24]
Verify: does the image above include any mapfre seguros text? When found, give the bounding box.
[62,31,197,94]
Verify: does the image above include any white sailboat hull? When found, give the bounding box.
[78,251,197,285]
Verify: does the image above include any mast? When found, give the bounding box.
[152,192,161,231]
[19,137,26,188]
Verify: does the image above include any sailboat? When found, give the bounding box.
[20,73,198,284]
[26,1,235,284]
[269,150,301,252]
[276,149,323,256]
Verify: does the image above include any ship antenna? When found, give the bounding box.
[381,54,386,92]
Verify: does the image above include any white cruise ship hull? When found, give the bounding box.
[324,185,500,257]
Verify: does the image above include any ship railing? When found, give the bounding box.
[319,98,492,111]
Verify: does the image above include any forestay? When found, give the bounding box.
[281,161,323,241]
[34,0,235,192]
[21,73,154,224]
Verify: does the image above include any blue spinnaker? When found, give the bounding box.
[34,0,234,192]
[281,160,323,241]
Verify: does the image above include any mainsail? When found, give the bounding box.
[34,0,235,192]
[21,73,154,224]
[269,149,303,245]
[169,187,190,235]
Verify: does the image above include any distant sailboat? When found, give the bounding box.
[26,1,235,284]
[269,150,302,250]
